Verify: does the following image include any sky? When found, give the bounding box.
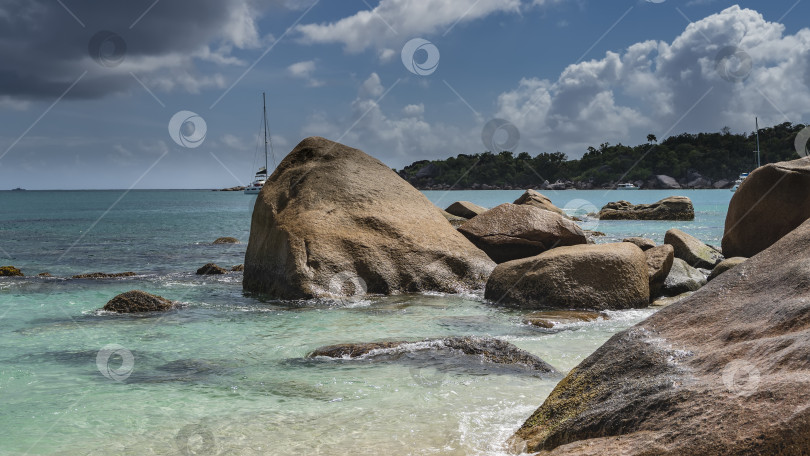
[1,0,809,189]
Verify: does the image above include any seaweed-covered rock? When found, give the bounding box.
[213,237,240,244]
[598,196,694,220]
[309,336,558,374]
[523,310,608,329]
[103,290,174,313]
[0,266,23,276]
[72,272,136,279]
[230,264,244,272]
[196,263,227,275]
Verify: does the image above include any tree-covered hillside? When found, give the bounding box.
[398,122,807,189]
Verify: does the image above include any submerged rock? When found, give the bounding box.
[510,218,810,455]
[309,336,558,374]
[662,258,707,296]
[445,201,487,219]
[664,228,723,269]
[523,310,608,329]
[0,266,23,276]
[723,158,810,258]
[213,237,240,244]
[598,196,694,220]
[196,263,227,275]
[103,290,174,313]
[458,203,586,263]
[37,272,52,277]
[485,243,649,310]
[513,189,565,216]
[71,272,136,279]
[243,137,494,299]
[645,244,674,299]
[707,256,746,281]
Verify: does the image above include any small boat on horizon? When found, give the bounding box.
[616,183,640,190]
[11,187,25,191]
[245,92,275,195]
[732,117,762,193]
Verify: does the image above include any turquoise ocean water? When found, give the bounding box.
[0,189,732,455]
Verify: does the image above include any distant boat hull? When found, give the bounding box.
[244,185,263,195]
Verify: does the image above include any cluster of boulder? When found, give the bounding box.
[597,196,694,220]
[510,156,810,454]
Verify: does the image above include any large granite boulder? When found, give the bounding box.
[445,201,487,219]
[103,290,174,313]
[510,218,810,455]
[722,158,810,258]
[513,189,565,216]
[664,228,723,269]
[598,196,694,220]
[484,243,649,310]
[662,258,707,296]
[243,137,495,299]
[458,203,587,263]
[645,244,674,299]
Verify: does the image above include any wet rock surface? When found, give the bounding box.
[309,336,558,375]
[102,290,174,313]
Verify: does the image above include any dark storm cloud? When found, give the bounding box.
[0,0,282,100]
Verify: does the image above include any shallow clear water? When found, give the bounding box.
[0,189,731,455]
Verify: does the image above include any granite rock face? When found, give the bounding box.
[511,218,810,455]
[458,203,587,263]
[723,158,810,258]
[243,137,494,299]
[484,243,649,311]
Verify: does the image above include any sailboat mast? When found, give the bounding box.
[263,92,268,173]
[755,117,761,168]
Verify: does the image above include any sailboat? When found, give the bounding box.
[731,118,761,192]
[245,93,274,195]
